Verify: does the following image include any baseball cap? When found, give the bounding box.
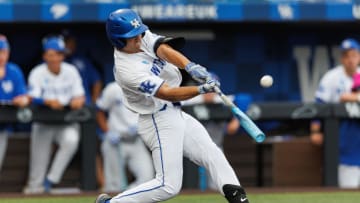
[42,36,66,52]
[340,38,360,52]
[0,34,9,50]
[352,73,360,92]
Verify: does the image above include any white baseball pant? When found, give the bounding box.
[26,123,80,189]
[338,164,360,188]
[102,137,154,192]
[203,121,228,190]
[102,139,128,192]
[0,131,8,171]
[110,105,240,203]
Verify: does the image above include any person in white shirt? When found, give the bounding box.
[23,35,85,194]
[96,81,154,192]
[95,9,249,203]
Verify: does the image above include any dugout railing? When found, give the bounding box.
[183,102,360,187]
[0,102,356,190]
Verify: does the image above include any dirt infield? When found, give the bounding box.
[0,187,358,198]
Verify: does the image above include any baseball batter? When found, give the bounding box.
[96,81,154,192]
[0,34,29,173]
[96,9,249,203]
[24,36,85,194]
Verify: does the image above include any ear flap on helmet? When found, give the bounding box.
[117,38,127,49]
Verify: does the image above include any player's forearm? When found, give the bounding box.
[340,92,359,102]
[157,44,190,69]
[92,81,103,102]
[227,118,240,135]
[155,86,200,102]
[70,96,86,110]
[96,111,109,132]
[30,97,59,108]
[12,95,30,107]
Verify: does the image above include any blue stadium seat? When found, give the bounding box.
[208,36,236,62]
[234,34,265,63]
[103,62,114,85]
[182,40,211,63]
[279,60,300,101]
[206,61,238,94]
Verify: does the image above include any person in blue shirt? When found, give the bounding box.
[335,72,360,188]
[63,31,102,105]
[0,34,29,173]
[62,30,105,188]
[311,38,360,188]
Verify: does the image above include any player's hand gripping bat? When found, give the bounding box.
[214,86,266,143]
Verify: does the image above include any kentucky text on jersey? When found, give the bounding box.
[150,59,166,76]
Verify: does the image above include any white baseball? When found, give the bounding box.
[260,75,273,88]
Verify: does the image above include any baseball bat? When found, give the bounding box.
[214,87,265,143]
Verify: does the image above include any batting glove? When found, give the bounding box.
[105,130,121,145]
[127,125,138,137]
[185,62,211,84]
[198,78,220,94]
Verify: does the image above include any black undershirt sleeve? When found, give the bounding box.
[153,37,186,54]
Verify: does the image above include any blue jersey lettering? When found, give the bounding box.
[139,80,156,94]
[150,66,161,75]
[150,59,166,76]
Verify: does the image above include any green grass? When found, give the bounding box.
[0,192,360,203]
[250,192,360,203]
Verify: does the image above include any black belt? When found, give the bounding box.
[159,102,181,111]
[173,102,181,107]
[121,135,138,143]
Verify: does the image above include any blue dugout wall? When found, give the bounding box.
[2,22,359,102]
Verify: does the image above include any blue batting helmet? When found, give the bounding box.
[0,34,9,50]
[42,35,66,52]
[340,38,360,52]
[106,9,148,49]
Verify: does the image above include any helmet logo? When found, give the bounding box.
[130,19,141,28]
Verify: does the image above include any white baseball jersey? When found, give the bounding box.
[28,62,85,105]
[315,65,360,103]
[25,62,84,192]
[113,30,182,114]
[96,82,138,135]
